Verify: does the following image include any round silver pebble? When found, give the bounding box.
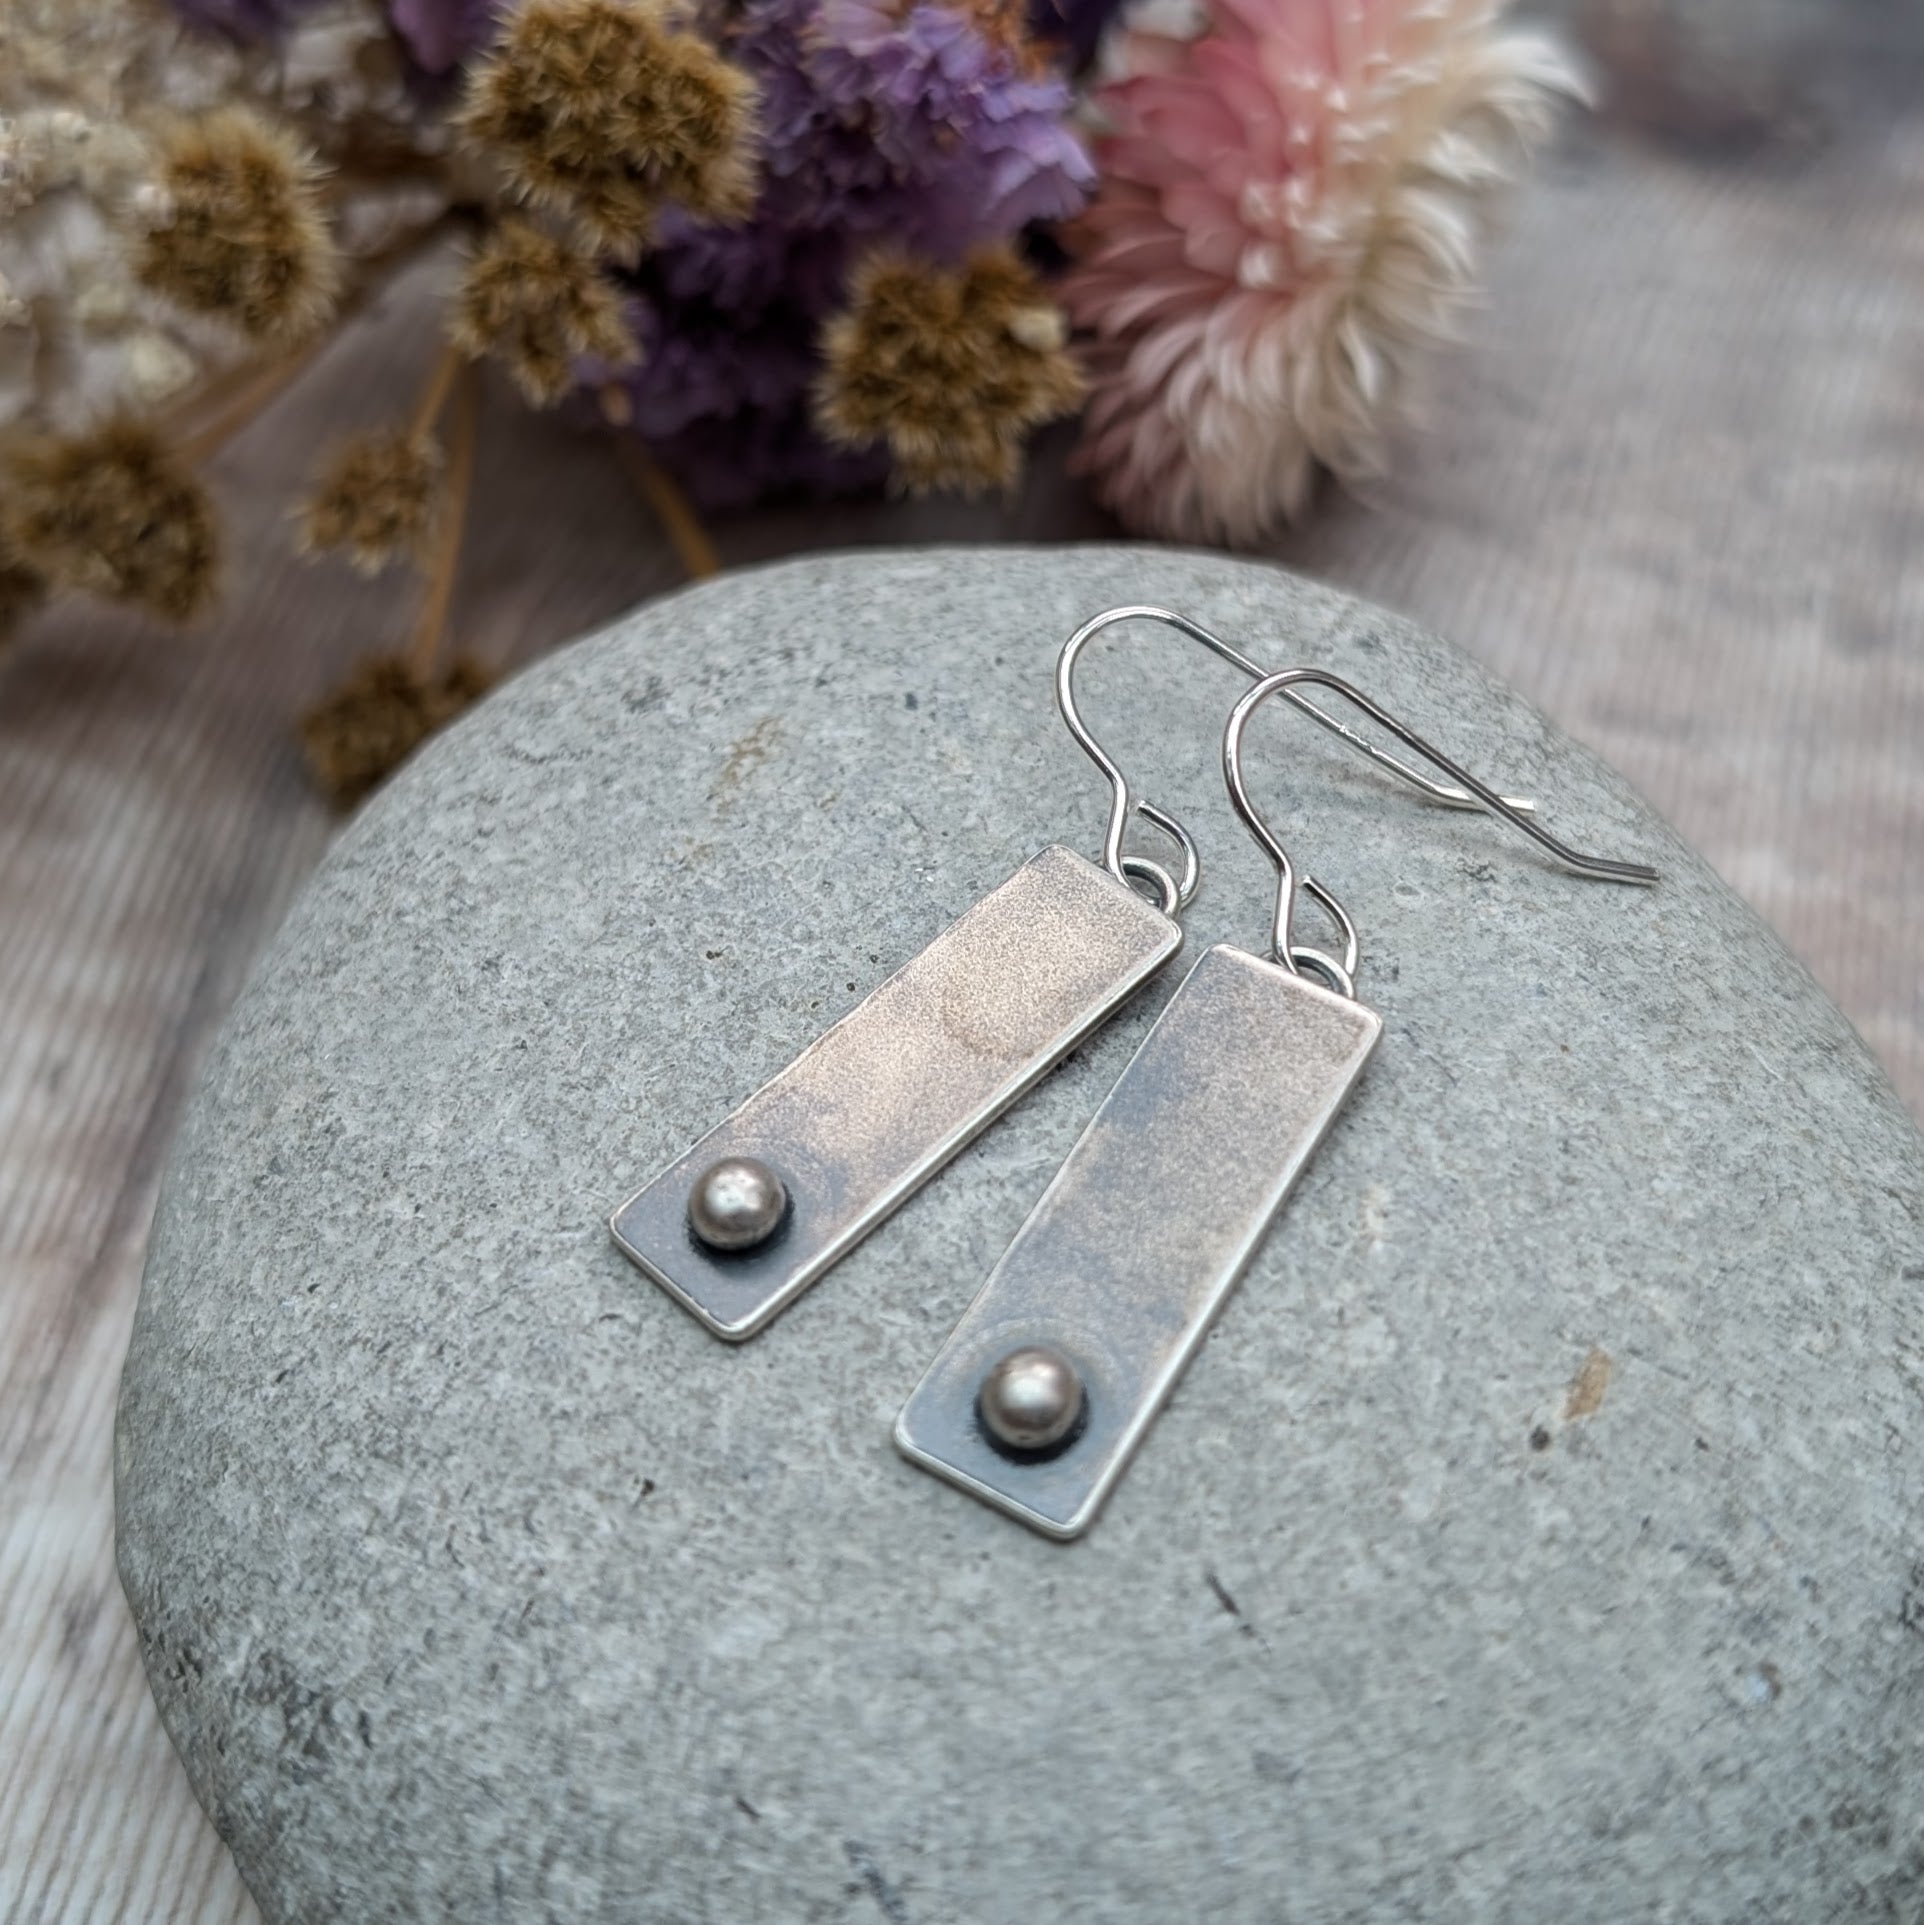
[687,1157,787,1251]
[978,1345,1084,1454]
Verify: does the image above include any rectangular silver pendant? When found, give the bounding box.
[894,943,1381,1539]
[610,845,1183,1340]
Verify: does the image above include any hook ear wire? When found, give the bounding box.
[1285,877,1361,999]
[1223,667,1658,984]
[1056,607,1539,912]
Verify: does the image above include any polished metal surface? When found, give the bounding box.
[610,846,1183,1340]
[895,943,1382,1539]
[977,1345,1085,1454]
[686,1156,788,1252]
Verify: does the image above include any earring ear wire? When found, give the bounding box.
[1222,665,1659,993]
[1054,605,1542,914]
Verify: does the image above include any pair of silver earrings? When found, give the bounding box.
[610,607,1657,1540]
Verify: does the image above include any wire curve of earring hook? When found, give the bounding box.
[1055,606,1540,915]
[1223,667,1659,989]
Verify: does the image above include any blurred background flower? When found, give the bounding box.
[603,0,1095,506]
[1062,0,1580,543]
[0,0,1578,799]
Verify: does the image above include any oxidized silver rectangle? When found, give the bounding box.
[610,845,1182,1340]
[894,943,1381,1538]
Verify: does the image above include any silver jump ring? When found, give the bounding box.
[1287,946,1356,1000]
[1283,875,1361,989]
[1125,800,1200,912]
[1119,855,1182,919]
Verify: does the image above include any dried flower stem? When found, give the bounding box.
[160,346,303,452]
[408,343,465,441]
[164,211,461,463]
[615,437,720,581]
[407,364,480,676]
[175,328,333,464]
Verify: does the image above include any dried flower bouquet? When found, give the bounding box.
[0,0,1578,802]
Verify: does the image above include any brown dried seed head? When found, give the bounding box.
[300,652,498,809]
[300,431,445,576]
[456,0,758,252]
[450,219,639,407]
[138,108,339,342]
[958,0,1050,68]
[816,247,1085,497]
[1,419,220,623]
[0,541,48,645]
[892,426,1023,497]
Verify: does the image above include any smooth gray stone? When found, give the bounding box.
[117,546,1924,1924]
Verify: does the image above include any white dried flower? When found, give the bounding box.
[0,0,251,431]
[1064,0,1585,543]
[122,330,199,405]
[74,276,137,330]
[131,180,175,227]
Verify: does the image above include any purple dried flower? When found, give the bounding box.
[1026,0,1129,69]
[624,298,820,443]
[649,211,851,318]
[611,0,1092,506]
[170,0,501,66]
[808,0,1093,251]
[168,0,327,38]
[388,0,503,72]
[644,400,889,512]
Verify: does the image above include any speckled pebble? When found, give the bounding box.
[117,547,1924,1923]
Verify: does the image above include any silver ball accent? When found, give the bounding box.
[687,1156,787,1252]
[978,1345,1084,1455]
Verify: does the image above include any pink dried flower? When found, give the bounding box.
[1062,0,1582,543]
